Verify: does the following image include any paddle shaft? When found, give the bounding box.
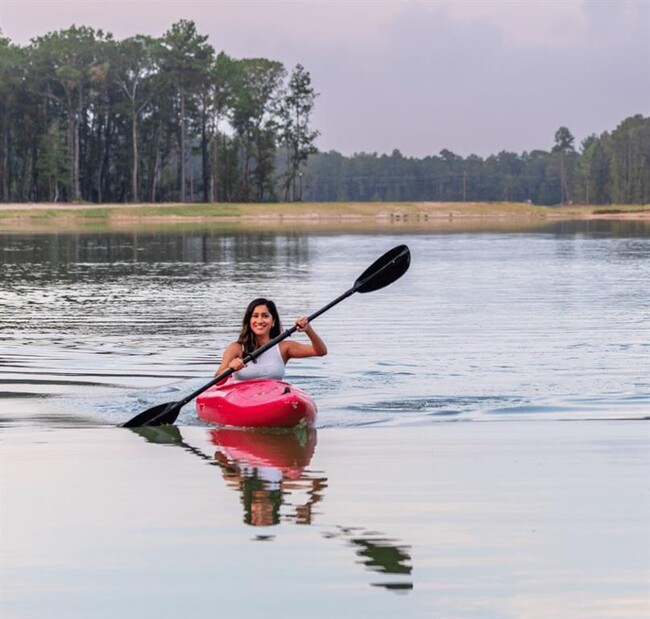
[122,243,410,427]
[144,287,356,425]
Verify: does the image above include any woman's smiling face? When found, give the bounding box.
[250,304,274,338]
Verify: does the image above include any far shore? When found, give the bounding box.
[1,201,648,233]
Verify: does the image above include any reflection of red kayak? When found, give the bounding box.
[196,379,317,428]
[210,427,317,477]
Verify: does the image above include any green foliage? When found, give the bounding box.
[36,120,69,201]
[277,64,320,201]
[551,126,576,204]
[159,20,214,202]
[229,58,286,201]
[109,34,160,202]
[0,35,22,200]
[0,23,648,206]
[301,119,649,206]
[0,22,314,204]
[605,115,650,204]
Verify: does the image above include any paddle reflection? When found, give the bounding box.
[209,429,412,591]
[128,425,324,527]
[129,425,413,592]
[210,427,326,527]
[324,526,413,592]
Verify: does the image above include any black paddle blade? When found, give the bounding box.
[121,401,182,428]
[354,244,411,293]
[121,245,409,428]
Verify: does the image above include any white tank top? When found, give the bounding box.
[232,345,286,382]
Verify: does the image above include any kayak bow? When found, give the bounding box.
[196,379,317,428]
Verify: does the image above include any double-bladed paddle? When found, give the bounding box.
[122,244,411,428]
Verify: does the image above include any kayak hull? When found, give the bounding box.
[196,379,317,428]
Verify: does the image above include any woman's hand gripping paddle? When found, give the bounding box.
[122,244,411,428]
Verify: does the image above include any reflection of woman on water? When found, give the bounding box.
[214,449,326,527]
[131,425,412,589]
[215,452,282,527]
[211,427,325,527]
[215,298,327,381]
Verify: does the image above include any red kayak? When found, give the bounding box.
[210,427,317,477]
[196,379,317,428]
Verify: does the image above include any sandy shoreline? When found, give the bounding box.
[1,201,648,233]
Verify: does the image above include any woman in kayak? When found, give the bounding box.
[216,297,327,382]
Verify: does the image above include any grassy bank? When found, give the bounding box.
[0,201,648,233]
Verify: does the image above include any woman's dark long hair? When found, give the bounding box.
[237,298,282,359]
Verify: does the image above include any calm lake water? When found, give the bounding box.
[2,221,649,619]
[1,221,649,427]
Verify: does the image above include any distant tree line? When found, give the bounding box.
[1,22,648,206]
[0,21,318,203]
[302,116,650,205]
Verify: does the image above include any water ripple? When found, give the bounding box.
[2,229,649,427]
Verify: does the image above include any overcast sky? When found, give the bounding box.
[1,0,648,158]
